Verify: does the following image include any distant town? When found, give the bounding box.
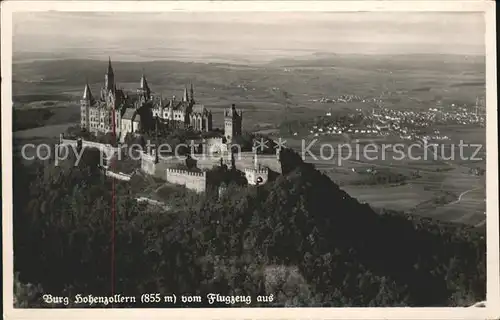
[298,97,485,141]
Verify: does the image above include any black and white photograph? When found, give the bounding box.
[2,1,498,318]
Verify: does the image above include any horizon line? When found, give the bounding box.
[12,51,487,65]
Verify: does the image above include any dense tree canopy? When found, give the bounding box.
[13,147,485,307]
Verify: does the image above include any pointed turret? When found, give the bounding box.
[105,57,115,92]
[183,86,189,102]
[140,73,149,90]
[190,83,195,102]
[83,83,91,99]
[83,82,94,103]
[138,73,151,100]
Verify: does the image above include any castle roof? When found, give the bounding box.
[115,88,126,100]
[127,92,140,101]
[122,108,136,120]
[140,74,150,91]
[167,100,186,110]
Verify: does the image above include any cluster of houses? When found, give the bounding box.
[309,94,384,105]
[301,99,484,142]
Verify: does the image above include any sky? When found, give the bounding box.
[13,12,486,63]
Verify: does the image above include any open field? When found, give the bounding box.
[331,164,485,226]
[342,184,436,211]
[421,187,485,225]
[283,127,486,227]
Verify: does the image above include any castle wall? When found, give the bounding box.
[188,151,282,173]
[140,151,186,179]
[204,138,226,154]
[139,150,282,183]
[192,156,225,170]
[121,119,133,137]
[141,155,157,176]
[165,169,207,193]
[106,170,132,181]
[244,167,269,185]
[233,152,282,174]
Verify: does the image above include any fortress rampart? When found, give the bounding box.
[141,151,282,175]
[139,146,283,190]
[233,152,282,174]
[244,167,269,174]
[140,151,186,178]
[59,134,124,162]
[165,168,207,193]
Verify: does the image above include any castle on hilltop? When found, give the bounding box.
[77,58,279,193]
[80,58,225,141]
[80,58,123,134]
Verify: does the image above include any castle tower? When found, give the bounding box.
[205,111,213,132]
[224,104,242,143]
[230,150,236,169]
[80,81,94,130]
[104,57,115,93]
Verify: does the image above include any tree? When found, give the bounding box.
[12,147,486,307]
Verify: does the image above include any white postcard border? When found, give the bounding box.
[2,1,498,319]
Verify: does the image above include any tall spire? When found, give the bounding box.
[190,83,194,102]
[140,73,149,90]
[107,56,114,75]
[183,86,189,102]
[105,57,115,92]
[139,72,151,100]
